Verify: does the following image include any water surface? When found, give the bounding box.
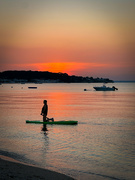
[0,83,135,179]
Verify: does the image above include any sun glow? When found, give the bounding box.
[36,62,87,74]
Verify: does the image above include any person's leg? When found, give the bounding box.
[47,118,54,122]
[43,115,46,122]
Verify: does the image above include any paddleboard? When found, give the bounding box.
[26,120,78,125]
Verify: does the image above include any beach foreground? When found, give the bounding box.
[0,157,74,180]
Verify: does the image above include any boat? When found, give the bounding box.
[93,84,118,91]
[28,87,37,89]
[84,89,91,91]
[26,120,78,125]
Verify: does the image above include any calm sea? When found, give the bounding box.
[0,83,135,180]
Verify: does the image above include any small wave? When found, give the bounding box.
[0,150,38,167]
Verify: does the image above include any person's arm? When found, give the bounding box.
[47,105,48,115]
[41,106,44,115]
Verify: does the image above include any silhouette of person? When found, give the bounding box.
[41,100,48,122]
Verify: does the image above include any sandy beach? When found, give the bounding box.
[0,156,74,180]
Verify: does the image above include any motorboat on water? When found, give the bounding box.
[93,84,118,91]
[28,87,37,89]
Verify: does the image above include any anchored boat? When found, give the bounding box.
[28,87,37,89]
[93,84,118,91]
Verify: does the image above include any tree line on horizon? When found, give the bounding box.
[0,70,113,83]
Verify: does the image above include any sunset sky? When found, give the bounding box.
[0,0,135,81]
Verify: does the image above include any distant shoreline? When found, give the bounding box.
[114,81,135,83]
[1,71,134,83]
[0,81,134,84]
[0,70,113,83]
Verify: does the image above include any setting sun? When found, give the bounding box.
[38,63,69,73]
[36,62,87,74]
[32,62,108,75]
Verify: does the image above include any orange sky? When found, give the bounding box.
[0,0,135,80]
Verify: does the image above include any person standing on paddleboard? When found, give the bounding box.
[41,100,48,122]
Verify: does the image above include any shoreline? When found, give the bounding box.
[0,155,74,180]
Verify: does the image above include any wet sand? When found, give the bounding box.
[0,156,74,180]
